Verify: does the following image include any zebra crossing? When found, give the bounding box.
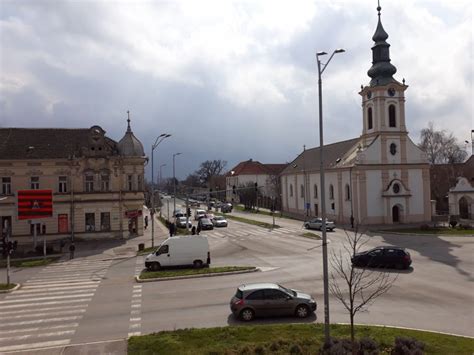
[205,226,301,242]
[0,258,112,352]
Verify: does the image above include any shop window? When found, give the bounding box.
[85,213,95,232]
[100,212,111,231]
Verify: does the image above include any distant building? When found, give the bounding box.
[280,6,431,225]
[0,118,147,245]
[225,159,287,205]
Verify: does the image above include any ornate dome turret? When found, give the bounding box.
[118,112,145,157]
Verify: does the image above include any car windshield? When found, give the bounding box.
[278,284,296,296]
[201,218,211,223]
[214,216,224,221]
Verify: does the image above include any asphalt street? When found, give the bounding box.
[0,202,473,353]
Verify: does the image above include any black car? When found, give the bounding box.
[221,203,233,213]
[351,246,412,270]
[198,218,214,230]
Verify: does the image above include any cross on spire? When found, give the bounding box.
[126,110,131,132]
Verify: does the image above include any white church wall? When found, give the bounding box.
[363,138,381,163]
[367,170,384,217]
[408,169,424,215]
[386,137,402,164]
[406,137,427,164]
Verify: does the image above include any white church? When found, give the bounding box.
[280,5,431,225]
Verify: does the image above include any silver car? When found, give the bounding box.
[304,218,335,231]
[212,215,228,227]
[230,283,317,321]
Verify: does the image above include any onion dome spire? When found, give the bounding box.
[367,1,397,86]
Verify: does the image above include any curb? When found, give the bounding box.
[135,267,259,283]
[370,230,474,237]
[0,283,21,293]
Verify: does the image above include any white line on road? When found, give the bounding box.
[0,293,94,304]
[0,298,92,310]
[7,288,97,299]
[129,323,141,329]
[0,322,79,335]
[0,309,86,321]
[0,329,75,343]
[0,304,85,316]
[0,316,83,328]
[23,280,100,288]
[0,339,71,352]
[11,284,97,294]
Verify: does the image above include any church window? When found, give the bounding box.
[368,107,373,130]
[329,184,334,200]
[289,184,293,197]
[345,184,351,201]
[393,183,400,194]
[389,105,396,127]
[390,143,397,155]
[300,185,304,198]
[313,184,318,198]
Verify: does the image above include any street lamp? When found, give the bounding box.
[159,163,167,188]
[151,133,171,247]
[173,152,182,213]
[317,48,345,345]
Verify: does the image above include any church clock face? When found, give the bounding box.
[388,88,396,96]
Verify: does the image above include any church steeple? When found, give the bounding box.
[367,2,397,86]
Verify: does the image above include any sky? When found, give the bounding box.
[0,0,472,180]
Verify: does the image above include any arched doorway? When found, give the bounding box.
[459,197,469,219]
[392,205,400,223]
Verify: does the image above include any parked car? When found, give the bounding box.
[204,213,215,220]
[198,218,214,230]
[145,236,210,271]
[221,203,233,213]
[176,216,192,228]
[351,246,412,270]
[212,216,228,227]
[194,209,207,220]
[173,209,184,218]
[230,283,317,321]
[304,218,335,231]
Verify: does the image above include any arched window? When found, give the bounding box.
[345,184,351,201]
[289,184,293,197]
[329,184,334,200]
[389,104,396,127]
[314,184,318,198]
[368,107,373,130]
[300,185,304,198]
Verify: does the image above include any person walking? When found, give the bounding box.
[69,243,75,260]
[144,215,148,230]
[196,224,201,235]
[191,226,196,235]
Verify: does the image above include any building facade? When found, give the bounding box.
[0,119,147,245]
[280,6,431,225]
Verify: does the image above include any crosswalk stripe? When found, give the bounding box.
[0,309,86,321]
[11,284,98,294]
[0,298,92,310]
[0,329,75,342]
[0,316,83,328]
[0,304,85,316]
[28,274,106,282]
[24,280,100,287]
[0,322,79,335]
[7,288,96,299]
[0,339,71,352]
[0,293,94,304]
[39,267,110,274]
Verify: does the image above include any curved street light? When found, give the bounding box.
[173,152,182,213]
[317,48,345,345]
[151,133,171,247]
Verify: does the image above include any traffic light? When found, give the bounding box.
[187,207,191,217]
[1,236,6,257]
[254,182,258,192]
[232,185,236,194]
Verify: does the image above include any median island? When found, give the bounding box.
[137,266,257,281]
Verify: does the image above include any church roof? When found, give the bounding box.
[281,138,360,175]
[227,160,287,176]
[117,116,145,157]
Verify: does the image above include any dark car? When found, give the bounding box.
[230,283,316,321]
[198,218,214,230]
[221,203,233,213]
[351,246,412,270]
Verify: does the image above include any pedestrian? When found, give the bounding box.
[191,226,196,235]
[69,243,75,260]
[144,215,149,230]
[196,224,201,235]
[350,215,354,229]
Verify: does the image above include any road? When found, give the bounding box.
[0,204,473,352]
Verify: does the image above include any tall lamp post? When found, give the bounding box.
[317,48,345,345]
[151,134,171,247]
[173,152,182,213]
[159,163,167,188]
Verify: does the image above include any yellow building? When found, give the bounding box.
[0,119,147,245]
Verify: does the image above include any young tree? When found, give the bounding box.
[329,227,398,353]
[419,122,468,164]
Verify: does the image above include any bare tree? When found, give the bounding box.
[195,160,227,185]
[419,122,468,164]
[329,227,397,353]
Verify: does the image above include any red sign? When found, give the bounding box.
[17,189,53,220]
[58,214,68,233]
[125,210,142,218]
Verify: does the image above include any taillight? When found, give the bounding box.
[404,255,410,260]
[234,299,244,306]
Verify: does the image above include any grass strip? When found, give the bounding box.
[137,246,158,256]
[128,323,474,355]
[301,232,322,240]
[139,266,255,279]
[0,283,17,291]
[0,256,60,268]
[218,213,280,229]
[379,228,473,236]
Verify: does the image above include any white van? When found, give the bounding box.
[145,236,210,271]
[194,209,207,220]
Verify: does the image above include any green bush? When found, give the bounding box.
[391,337,425,355]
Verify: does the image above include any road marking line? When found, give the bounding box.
[8,288,97,299]
[132,294,141,298]
[0,293,94,304]
[129,323,141,329]
[23,280,100,287]
[0,304,85,316]
[0,339,71,352]
[0,329,75,342]
[30,272,107,280]
[0,323,79,335]
[0,316,83,328]
[131,304,141,308]
[0,298,92,309]
[131,310,141,315]
[11,285,97,294]
[130,317,141,322]
[0,309,86,320]
[128,332,141,337]
[131,299,141,304]
[133,285,142,289]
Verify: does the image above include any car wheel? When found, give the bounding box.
[150,262,161,271]
[295,304,310,318]
[304,224,309,229]
[240,308,254,321]
[193,260,203,268]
